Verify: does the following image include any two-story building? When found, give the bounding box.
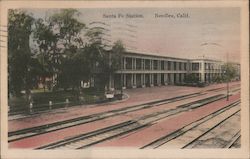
[102,50,240,90]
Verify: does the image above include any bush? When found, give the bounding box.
[184,74,200,84]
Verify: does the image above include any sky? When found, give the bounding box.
[27,8,240,63]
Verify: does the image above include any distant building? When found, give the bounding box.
[103,50,241,90]
[34,21,239,91]
[86,21,240,90]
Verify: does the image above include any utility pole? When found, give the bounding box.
[226,52,229,101]
[109,51,112,91]
[120,54,123,100]
[201,42,229,101]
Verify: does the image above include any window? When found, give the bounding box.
[145,59,150,70]
[126,57,132,70]
[192,63,199,71]
[161,61,165,70]
[168,61,171,70]
[179,62,182,70]
[136,58,142,70]
[153,60,158,70]
[184,63,187,70]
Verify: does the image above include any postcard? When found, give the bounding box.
[0,0,249,159]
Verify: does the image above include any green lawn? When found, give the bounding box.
[8,88,106,112]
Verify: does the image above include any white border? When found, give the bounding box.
[1,1,249,159]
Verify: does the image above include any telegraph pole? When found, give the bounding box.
[120,54,123,100]
[226,52,229,101]
[201,42,229,101]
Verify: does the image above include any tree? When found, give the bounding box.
[110,40,125,71]
[90,40,126,92]
[49,9,85,57]
[222,63,238,81]
[184,73,199,83]
[33,18,57,91]
[50,9,85,89]
[83,25,109,92]
[34,9,86,91]
[110,40,125,95]
[85,26,125,92]
[84,43,108,92]
[57,48,90,91]
[8,9,35,98]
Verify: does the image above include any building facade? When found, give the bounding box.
[87,21,240,91]
[106,50,240,90]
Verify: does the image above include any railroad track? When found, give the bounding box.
[182,109,240,149]
[141,100,240,149]
[9,86,240,142]
[225,130,241,148]
[38,120,150,149]
[8,92,203,142]
[37,94,233,149]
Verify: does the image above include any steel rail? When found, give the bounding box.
[141,100,240,149]
[181,109,240,149]
[37,94,231,149]
[9,85,240,143]
[225,130,241,148]
[8,92,204,142]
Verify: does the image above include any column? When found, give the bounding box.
[143,59,146,70]
[171,61,174,71]
[157,74,161,86]
[123,74,126,89]
[170,73,174,84]
[150,60,153,70]
[141,59,144,70]
[128,74,132,88]
[188,62,191,72]
[123,57,126,70]
[122,74,126,89]
[143,74,146,87]
[149,60,151,70]
[149,74,151,86]
[132,74,137,88]
[141,74,143,87]
[181,73,184,83]
[176,73,179,83]
[141,74,145,87]
[164,73,168,85]
[200,62,205,82]
[134,58,137,70]
[109,74,114,90]
[150,74,154,87]
[132,58,134,70]
[134,74,137,88]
